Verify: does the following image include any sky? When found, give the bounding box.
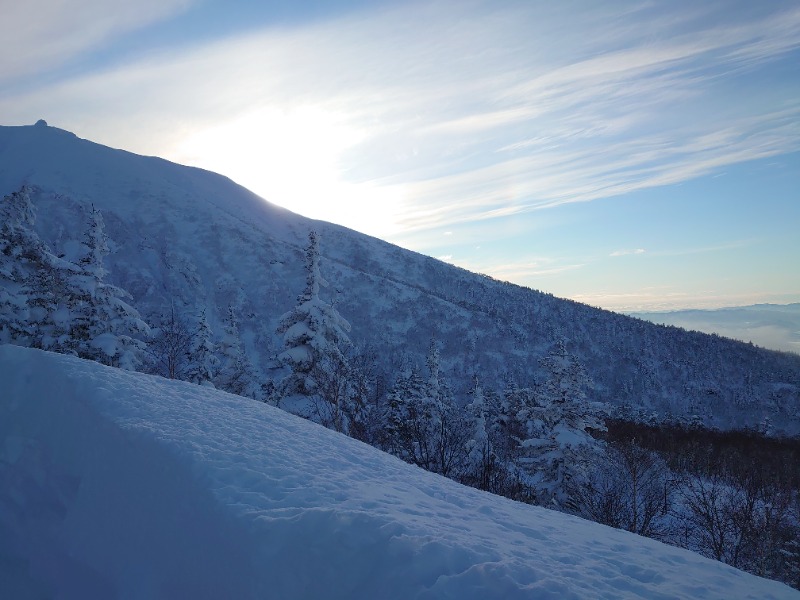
[2,0,799,312]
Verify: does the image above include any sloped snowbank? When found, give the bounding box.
[1,345,796,599]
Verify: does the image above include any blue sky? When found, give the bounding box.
[2,0,798,311]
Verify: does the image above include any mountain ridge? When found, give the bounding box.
[2,122,799,435]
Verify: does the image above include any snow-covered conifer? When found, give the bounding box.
[485,342,607,507]
[72,206,150,369]
[216,304,257,397]
[186,307,219,386]
[384,343,468,477]
[0,186,44,345]
[427,337,442,401]
[276,231,351,403]
[384,364,429,460]
[0,187,97,354]
[514,339,606,507]
[539,338,591,405]
[464,379,494,490]
[80,204,109,281]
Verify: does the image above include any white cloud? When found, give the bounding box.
[610,249,646,257]
[0,0,195,84]
[450,256,586,285]
[1,0,798,240]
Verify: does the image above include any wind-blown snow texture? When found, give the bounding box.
[2,345,796,599]
[1,122,799,434]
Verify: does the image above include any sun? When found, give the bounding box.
[169,106,405,238]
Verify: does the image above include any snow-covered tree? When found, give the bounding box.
[147,301,192,380]
[276,231,351,404]
[495,381,535,463]
[71,206,150,369]
[514,339,606,507]
[0,186,45,345]
[384,363,430,463]
[216,304,257,397]
[2,193,148,368]
[426,337,442,400]
[343,344,382,444]
[539,338,591,405]
[464,379,495,490]
[424,339,469,477]
[384,342,468,477]
[186,307,219,386]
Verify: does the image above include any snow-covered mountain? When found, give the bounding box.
[2,122,799,434]
[2,344,796,599]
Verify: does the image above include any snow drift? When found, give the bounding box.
[1,345,795,599]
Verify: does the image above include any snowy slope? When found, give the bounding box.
[2,122,799,434]
[1,344,796,599]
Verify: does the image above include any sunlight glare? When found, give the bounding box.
[170,106,405,237]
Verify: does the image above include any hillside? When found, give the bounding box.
[1,122,799,434]
[2,345,797,599]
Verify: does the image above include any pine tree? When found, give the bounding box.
[464,379,494,490]
[186,307,219,386]
[426,337,442,402]
[72,206,150,369]
[384,363,429,463]
[383,342,468,477]
[539,338,590,405]
[217,304,257,397]
[33,255,81,355]
[496,381,535,464]
[516,338,606,508]
[343,344,381,443]
[0,186,45,345]
[424,339,468,477]
[276,231,351,404]
[0,187,96,354]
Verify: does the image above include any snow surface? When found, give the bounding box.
[1,345,796,599]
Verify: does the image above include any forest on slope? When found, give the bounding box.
[2,123,800,588]
[4,345,797,599]
[1,123,798,434]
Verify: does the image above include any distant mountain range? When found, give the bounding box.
[2,122,799,435]
[631,304,800,355]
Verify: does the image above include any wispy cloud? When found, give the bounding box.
[651,239,757,258]
[610,249,646,257]
[451,256,587,284]
[1,0,194,86]
[1,0,798,240]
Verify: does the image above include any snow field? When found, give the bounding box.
[1,345,797,599]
